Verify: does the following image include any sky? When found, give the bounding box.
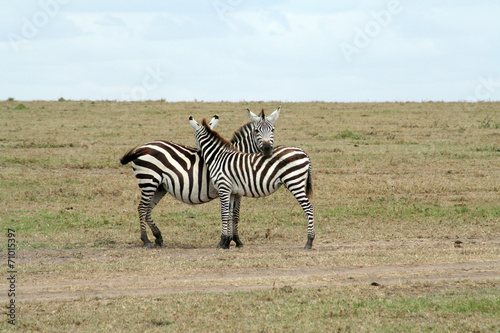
[1,0,499,102]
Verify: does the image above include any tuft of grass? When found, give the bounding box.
[479,116,500,129]
[333,129,366,140]
[318,129,367,141]
[14,103,28,110]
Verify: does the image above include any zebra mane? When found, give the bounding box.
[230,122,252,143]
[201,118,237,151]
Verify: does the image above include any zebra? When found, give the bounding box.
[120,107,281,248]
[189,116,315,249]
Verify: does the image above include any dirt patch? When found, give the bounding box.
[4,239,499,302]
[18,261,500,302]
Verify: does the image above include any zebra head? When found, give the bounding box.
[246,106,280,158]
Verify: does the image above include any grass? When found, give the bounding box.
[8,281,500,332]
[0,101,499,331]
[332,129,366,140]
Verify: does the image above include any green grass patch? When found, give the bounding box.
[2,210,124,249]
[14,103,28,110]
[333,129,366,140]
[319,129,367,141]
[323,201,500,220]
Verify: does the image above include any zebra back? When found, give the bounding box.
[120,145,152,165]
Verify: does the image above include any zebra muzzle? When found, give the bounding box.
[262,142,273,157]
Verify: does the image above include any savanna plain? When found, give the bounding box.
[0,101,499,332]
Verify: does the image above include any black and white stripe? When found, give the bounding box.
[121,108,280,248]
[189,116,314,249]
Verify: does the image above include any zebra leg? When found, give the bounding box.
[286,186,315,249]
[138,181,165,248]
[232,195,244,247]
[138,198,153,248]
[149,185,167,247]
[216,193,232,249]
[299,196,314,249]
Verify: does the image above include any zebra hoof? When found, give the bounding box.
[304,235,314,249]
[217,236,231,249]
[216,243,230,249]
[143,242,153,248]
[216,241,230,249]
[233,236,244,248]
[155,238,163,247]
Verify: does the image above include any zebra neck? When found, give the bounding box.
[230,123,259,153]
[203,144,232,171]
[198,131,235,166]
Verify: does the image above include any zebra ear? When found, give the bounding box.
[267,106,280,124]
[208,114,219,130]
[246,108,260,123]
[189,116,200,130]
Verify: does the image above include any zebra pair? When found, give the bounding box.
[189,116,315,249]
[121,108,280,248]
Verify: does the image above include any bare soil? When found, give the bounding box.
[6,239,499,303]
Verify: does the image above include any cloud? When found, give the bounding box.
[95,14,127,27]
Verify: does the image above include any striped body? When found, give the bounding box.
[130,141,217,204]
[190,117,315,249]
[121,109,280,248]
[209,145,311,199]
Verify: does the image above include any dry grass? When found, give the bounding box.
[1,100,499,331]
[15,281,500,332]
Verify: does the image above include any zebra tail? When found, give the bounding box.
[120,146,148,165]
[306,165,313,199]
